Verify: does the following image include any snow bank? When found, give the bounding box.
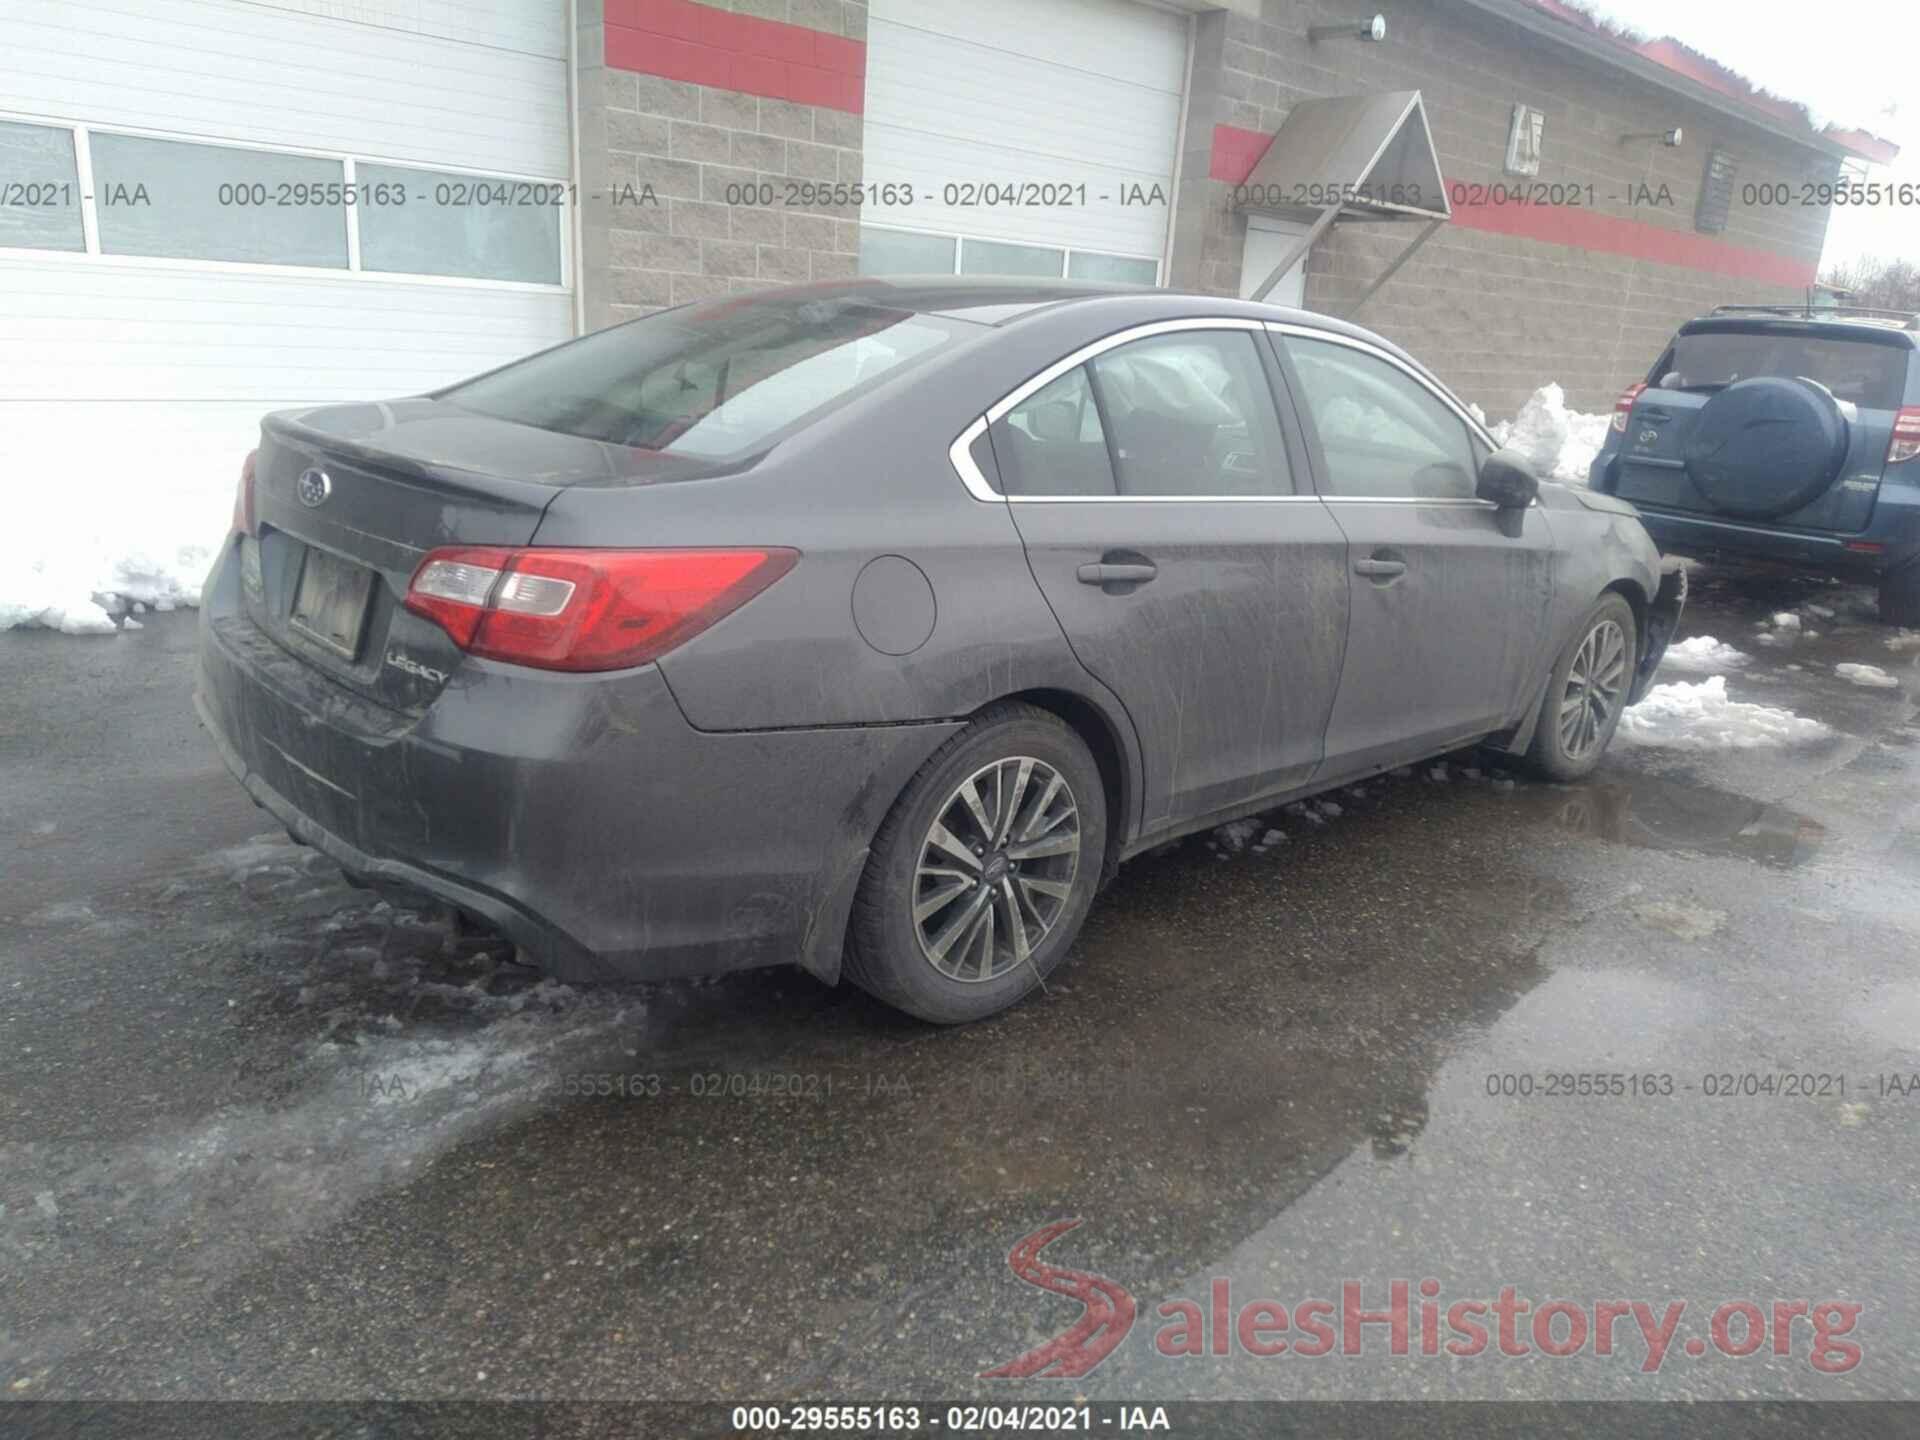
[1618,676,1832,750]
[3,490,224,634]
[1487,383,1611,487]
[1659,635,1750,674]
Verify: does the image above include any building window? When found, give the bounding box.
[357,163,563,284]
[0,120,84,252]
[90,133,349,267]
[0,114,566,286]
[1505,104,1544,177]
[1696,147,1736,234]
[960,237,1064,278]
[859,224,1159,286]
[859,227,957,274]
[1068,252,1159,286]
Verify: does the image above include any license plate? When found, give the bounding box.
[290,547,375,660]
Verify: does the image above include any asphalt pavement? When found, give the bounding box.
[2,567,1918,1423]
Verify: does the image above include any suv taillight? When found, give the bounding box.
[1610,382,1647,434]
[403,546,798,672]
[233,450,258,535]
[1890,407,1920,465]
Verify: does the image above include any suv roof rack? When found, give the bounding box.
[1706,303,1920,329]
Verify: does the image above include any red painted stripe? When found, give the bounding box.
[1206,123,1816,288]
[605,0,865,114]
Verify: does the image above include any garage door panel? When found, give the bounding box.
[865,0,1185,271]
[862,126,1177,256]
[2,0,568,176]
[874,0,1186,92]
[0,258,571,402]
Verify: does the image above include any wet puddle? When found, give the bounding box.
[1516,769,1826,869]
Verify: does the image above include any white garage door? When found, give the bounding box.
[860,0,1187,285]
[0,0,573,609]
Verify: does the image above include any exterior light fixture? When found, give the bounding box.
[1620,127,1684,147]
[1309,14,1387,43]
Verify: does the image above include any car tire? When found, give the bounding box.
[1521,594,1639,782]
[844,703,1106,1025]
[1878,563,1920,628]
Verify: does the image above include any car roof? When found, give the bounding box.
[1677,312,1920,347]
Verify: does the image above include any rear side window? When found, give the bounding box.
[1089,331,1292,496]
[1283,337,1477,499]
[443,295,961,456]
[1666,331,1909,409]
[991,366,1116,496]
[987,329,1293,497]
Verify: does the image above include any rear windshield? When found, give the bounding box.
[1665,330,1909,409]
[441,295,962,456]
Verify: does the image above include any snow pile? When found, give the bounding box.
[1487,383,1611,486]
[1886,630,1920,653]
[1619,676,1832,750]
[1659,635,1750,674]
[1836,663,1901,689]
[2,490,224,633]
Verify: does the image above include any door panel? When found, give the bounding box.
[1318,500,1554,772]
[991,325,1348,831]
[1013,501,1349,827]
[1278,331,1553,774]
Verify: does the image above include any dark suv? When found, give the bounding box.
[1587,305,1920,623]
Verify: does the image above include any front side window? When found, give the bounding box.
[1283,336,1476,499]
[444,294,961,456]
[89,133,349,267]
[1088,330,1291,496]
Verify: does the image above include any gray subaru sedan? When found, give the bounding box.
[196,279,1683,1023]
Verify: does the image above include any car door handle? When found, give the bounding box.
[1077,561,1158,586]
[1353,558,1406,579]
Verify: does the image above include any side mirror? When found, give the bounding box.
[1477,448,1540,508]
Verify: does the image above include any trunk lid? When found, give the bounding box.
[247,401,589,712]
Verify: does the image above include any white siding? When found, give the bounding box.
[0,0,572,570]
[1,0,567,176]
[864,0,1186,262]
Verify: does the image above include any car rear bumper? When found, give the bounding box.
[194,543,961,985]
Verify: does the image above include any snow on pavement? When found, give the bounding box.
[1618,676,1833,750]
[1836,663,1902,690]
[2,487,224,634]
[1659,635,1751,674]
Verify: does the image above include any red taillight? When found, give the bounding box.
[1890,407,1920,465]
[1610,382,1647,434]
[403,546,798,672]
[233,450,258,535]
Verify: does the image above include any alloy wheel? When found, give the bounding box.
[912,756,1081,983]
[1559,617,1629,761]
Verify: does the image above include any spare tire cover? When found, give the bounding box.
[1681,375,1847,519]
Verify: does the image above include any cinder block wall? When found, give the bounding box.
[1170,0,1841,418]
[576,0,867,329]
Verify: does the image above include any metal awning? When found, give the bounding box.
[1238,90,1450,312]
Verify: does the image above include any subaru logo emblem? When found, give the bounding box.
[296,468,332,508]
[1638,428,1659,445]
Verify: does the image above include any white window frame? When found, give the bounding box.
[0,107,571,294]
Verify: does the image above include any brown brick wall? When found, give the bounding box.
[575,0,865,330]
[1171,0,1845,418]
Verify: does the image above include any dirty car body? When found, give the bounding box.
[196,279,1681,1022]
